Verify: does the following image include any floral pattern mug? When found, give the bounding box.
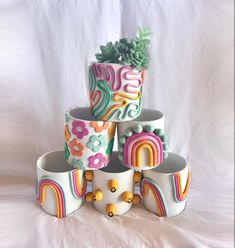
[65,107,116,170]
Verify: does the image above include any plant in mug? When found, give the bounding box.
[95,27,152,70]
[89,28,152,122]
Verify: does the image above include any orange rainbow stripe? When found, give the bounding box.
[37,177,66,218]
[132,140,157,167]
[69,170,87,199]
[172,171,191,202]
[141,177,168,217]
[101,91,141,120]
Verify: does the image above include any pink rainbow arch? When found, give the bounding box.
[37,177,66,218]
[123,132,163,167]
[141,178,168,217]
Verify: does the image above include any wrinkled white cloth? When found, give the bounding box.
[0,0,234,247]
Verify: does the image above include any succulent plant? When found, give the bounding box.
[118,28,152,70]
[95,41,120,63]
[136,27,152,44]
[95,28,152,70]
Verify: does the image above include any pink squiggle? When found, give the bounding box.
[119,66,143,93]
[92,63,116,90]
[124,70,142,80]
[118,66,131,92]
[124,82,142,93]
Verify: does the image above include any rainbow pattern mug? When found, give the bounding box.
[88,62,145,122]
[117,109,168,170]
[36,150,87,218]
[141,153,191,217]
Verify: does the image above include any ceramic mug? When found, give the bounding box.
[117,108,168,170]
[84,152,141,217]
[141,152,191,217]
[36,150,87,218]
[65,107,116,170]
[88,62,145,122]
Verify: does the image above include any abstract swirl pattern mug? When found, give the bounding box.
[88,62,145,122]
[36,150,87,218]
[65,107,116,170]
[117,109,168,170]
[141,153,191,217]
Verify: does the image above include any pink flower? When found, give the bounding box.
[72,120,89,139]
[88,153,107,169]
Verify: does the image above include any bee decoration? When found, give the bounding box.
[106,204,117,217]
[108,179,119,193]
[121,191,134,203]
[92,189,103,201]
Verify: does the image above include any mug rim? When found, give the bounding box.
[90,61,145,70]
[129,108,163,122]
[149,152,188,175]
[66,107,112,123]
[37,149,78,174]
[98,152,131,174]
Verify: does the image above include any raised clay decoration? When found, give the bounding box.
[89,28,152,122]
[106,204,117,217]
[141,153,191,217]
[36,150,87,218]
[89,63,144,122]
[85,152,141,217]
[108,179,119,193]
[117,109,168,170]
[65,107,116,170]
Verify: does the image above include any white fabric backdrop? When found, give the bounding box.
[0,0,234,247]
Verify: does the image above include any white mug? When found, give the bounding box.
[36,150,87,218]
[85,152,141,217]
[141,152,191,217]
[65,107,116,170]
[117,108,168,170]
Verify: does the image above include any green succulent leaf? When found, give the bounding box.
[95,41,120,63]
[95,27,152,69]
[136,27,152,42]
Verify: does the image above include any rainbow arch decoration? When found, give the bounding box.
[36,176,66,218]
[69,170,87,199]
[141,177,168,217]
[172,171,191,202]
[119,125,168,168]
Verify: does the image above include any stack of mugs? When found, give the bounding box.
[36,61,191,218]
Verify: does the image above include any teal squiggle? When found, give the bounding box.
[107,102,140,121]
[126,102,141,118]
[88,66,96,92]
[93,80,112,119]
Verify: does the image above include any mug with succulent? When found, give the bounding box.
[88,28,152,122]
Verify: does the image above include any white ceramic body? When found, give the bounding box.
[92,152,134,216]
[36,150,86,218]
[65,107,116,170]
[117,109,167,170]
[88,62,145,122]
[142,153,190,217]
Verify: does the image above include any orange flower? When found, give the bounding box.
[108,123,116,139]
[64,124,71,142]
[90,121,109,133]
[68,139,84,157]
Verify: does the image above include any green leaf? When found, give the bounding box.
[95,27,152,69]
